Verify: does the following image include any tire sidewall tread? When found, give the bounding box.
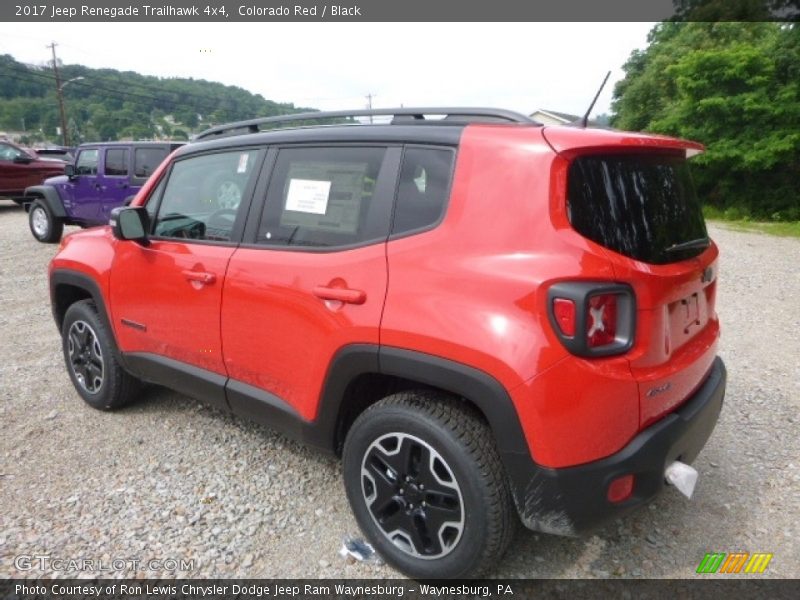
[29,199,63,243]
[61,299,139,410]
[343,390,516,579]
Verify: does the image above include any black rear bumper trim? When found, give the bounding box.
[506,356,726,535]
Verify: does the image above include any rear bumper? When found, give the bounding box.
[505,356,726,535]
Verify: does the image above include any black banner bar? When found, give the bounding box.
[2,0,798,23]
[1,579,798,600]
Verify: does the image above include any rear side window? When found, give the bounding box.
[134,148,168,178]
[105,148,129,176]
[75,149,98,176]
[257,146,390,248]
[392,147,454,235]
[567,154,708,265]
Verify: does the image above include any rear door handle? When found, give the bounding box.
[182,270,216,284]
[313,285,366,305]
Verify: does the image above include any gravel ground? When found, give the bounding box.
[0,204,797,580]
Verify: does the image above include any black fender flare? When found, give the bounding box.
[24,185,66,218]
[308,344,530,459]
[49,269,124,365]
[378,346,530,457]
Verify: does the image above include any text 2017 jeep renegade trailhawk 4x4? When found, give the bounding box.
[48,108,725,578]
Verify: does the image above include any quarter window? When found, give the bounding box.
[75,149,99,175]
[257,146,390,248]
[392,147,454,235]
[105,148,129,177]
[134,148,168,178]
[152,150,258,242]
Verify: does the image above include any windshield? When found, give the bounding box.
[567,153,708,265]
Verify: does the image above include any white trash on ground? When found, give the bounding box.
[665,460,699,499]
[339,535,383,565]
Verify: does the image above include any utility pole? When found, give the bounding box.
[365,93,376,123]
[49,42,69,147]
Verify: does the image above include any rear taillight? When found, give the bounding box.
[548,282,635,357]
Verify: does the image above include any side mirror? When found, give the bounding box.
[13,155,32,164]
[110,206,149,245]
[64,164,76,179]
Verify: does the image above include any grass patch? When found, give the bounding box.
[703,206,800,239]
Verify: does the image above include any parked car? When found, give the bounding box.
[33,146,76,163]
[25,141,183,243]
[0,139,66,203]
[48,108,725,578]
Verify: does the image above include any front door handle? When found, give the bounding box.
[313,285,366,305]
[182,270,216,285]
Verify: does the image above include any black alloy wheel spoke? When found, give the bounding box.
[365,450,399,489]
[86,360,102,381]
[365,458,400,507]
[408,512,436,555]
[374,498,405,531]
[399,436,425,479]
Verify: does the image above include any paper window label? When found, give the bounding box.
[285,179,331,215]
[237,153,249,173]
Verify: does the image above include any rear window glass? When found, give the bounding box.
[392,147,454,235]
[134,148,168,178]
[105,148,129,176]
[567,154,708,265]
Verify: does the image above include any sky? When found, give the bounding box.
[0,22,656,118]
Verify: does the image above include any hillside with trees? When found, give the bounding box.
[0,54,313,144]
[611,22,799,221]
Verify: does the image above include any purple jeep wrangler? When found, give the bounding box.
[25,141,182,243]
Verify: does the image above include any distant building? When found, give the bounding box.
[530,109,609,128]
[529,109,582,126]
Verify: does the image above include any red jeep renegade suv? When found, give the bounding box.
[48,108,725,578]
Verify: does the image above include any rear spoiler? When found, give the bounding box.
[542,126,704,158]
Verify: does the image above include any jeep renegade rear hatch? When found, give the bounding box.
[567,153,708,265]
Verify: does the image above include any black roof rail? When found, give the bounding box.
[195,107,538,140]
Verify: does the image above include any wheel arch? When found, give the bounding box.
[50,270,122,363]
[24,185,66,218]
[310,345,530,462]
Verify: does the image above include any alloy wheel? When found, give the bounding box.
[360,432,464,559]
[67,320,104,394]
[31,206,49,237]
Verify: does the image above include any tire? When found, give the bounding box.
[61,299,141,410]
[342,391,516,578]
[28,199,63,243]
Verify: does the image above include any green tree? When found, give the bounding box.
[611,23,800,220]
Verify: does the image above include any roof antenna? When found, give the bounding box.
[581,70,611,128]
